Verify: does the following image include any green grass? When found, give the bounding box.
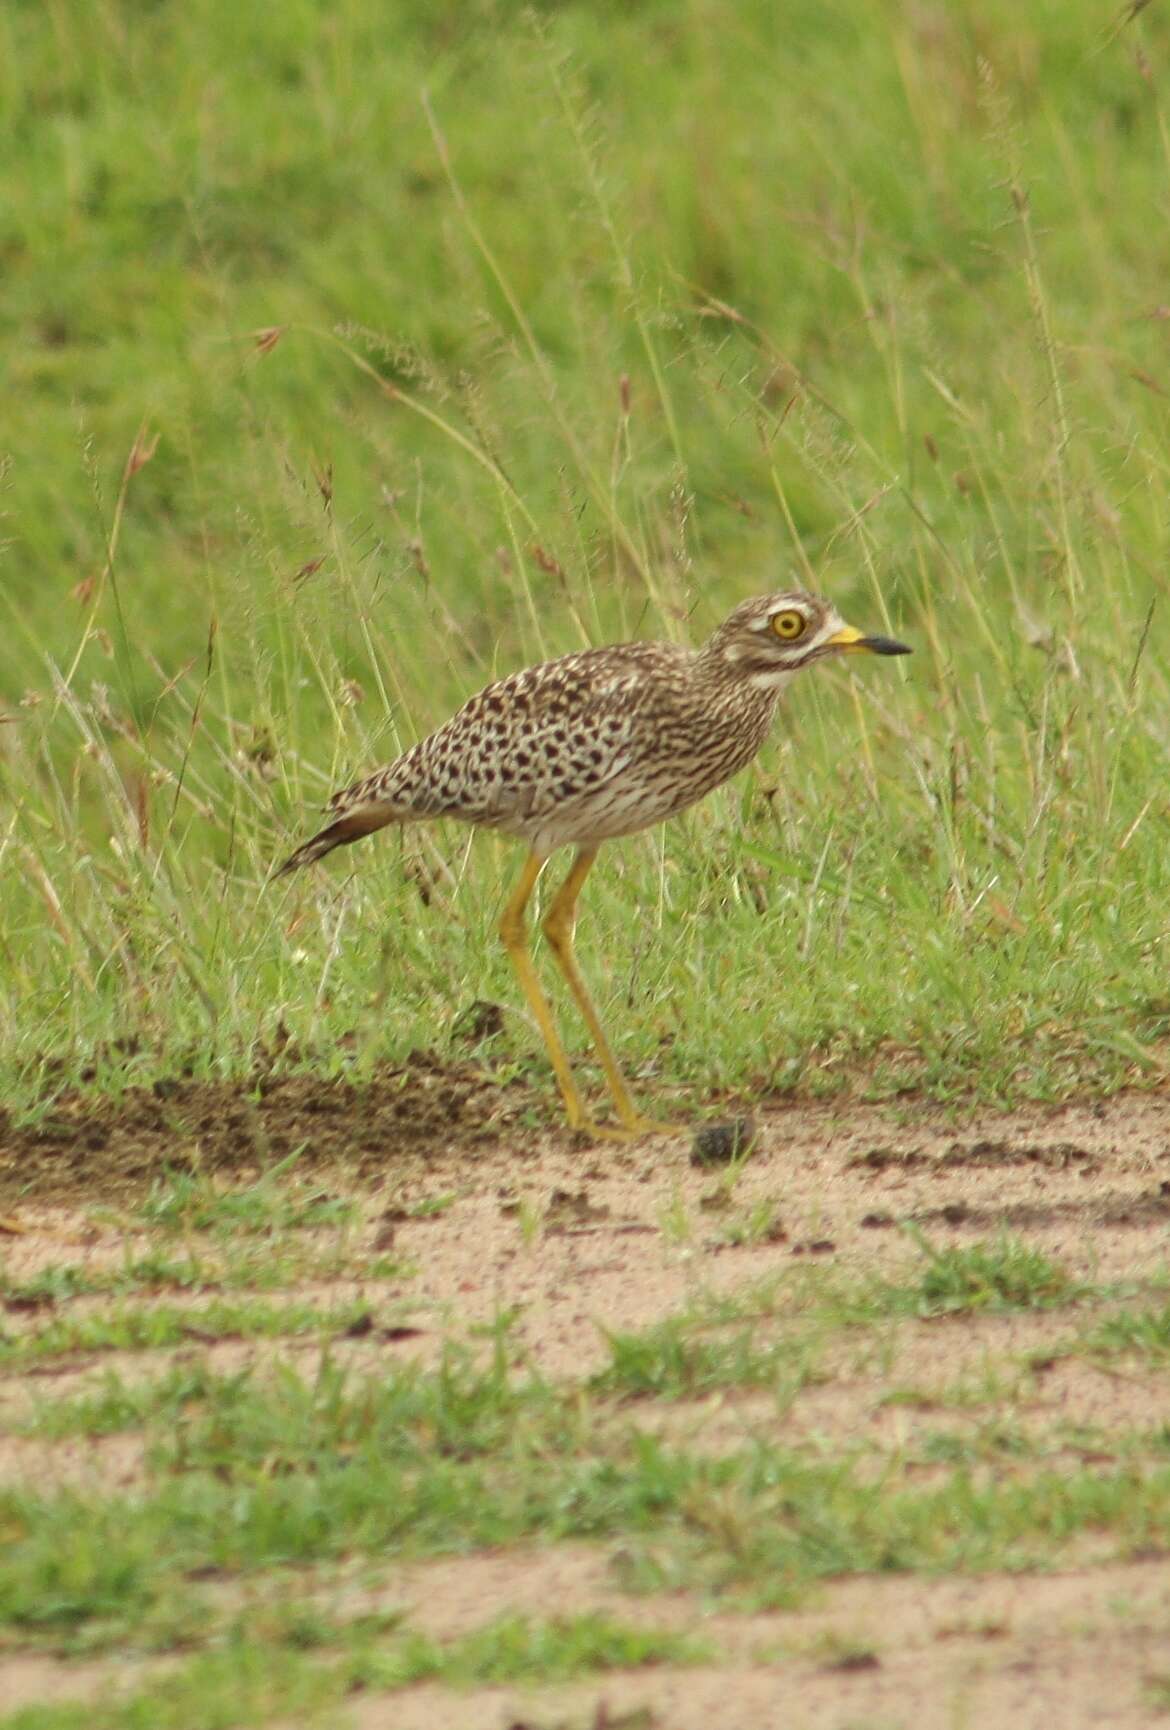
[0,1243,402,1309]
[21,1360,266,1441]
[7,1339,1170,1643]
[0,1613,705,1729]
[694,1235,1096,1333]
[871,1233,1085,1318]
[14,1234,1077,1440]
[0,1294,379,1367]
[4,1218,1170,1727]
[0,1247,1159,1648]
[1063,1299,1170,1363]
[137,1155,360,1236]
[3,0,1170,1111]
[589,1236,1092,1407]
[593,1313,823,1402]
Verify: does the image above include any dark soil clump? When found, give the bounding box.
[0,1054,531,1204]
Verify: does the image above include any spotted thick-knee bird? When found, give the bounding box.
[275,591,910,1137]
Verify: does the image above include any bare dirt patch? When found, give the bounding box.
[336,1555,1170,1730]
[0,1431,145,1495]
[5,1083,1170,1728]
[0,1656,150,1721]
[0,1055,529,1206]
[5,1088,1170,1378]
[5,1062,1167,1218]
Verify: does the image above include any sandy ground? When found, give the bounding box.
[2,1079,1170,1728]
[342,1553,1170,1730]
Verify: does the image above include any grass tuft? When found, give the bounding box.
[0,1296,377,1368]
[138,1155,360,1237]
[877,1232,1083,1318]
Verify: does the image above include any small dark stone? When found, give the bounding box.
[822,1649,881,1674]
[690,1117,758,1167]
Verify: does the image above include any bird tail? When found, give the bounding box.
[271,802,400,880]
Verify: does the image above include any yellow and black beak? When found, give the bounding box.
[825,623,911,657]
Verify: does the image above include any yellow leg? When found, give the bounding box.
[542,847,679,1137]
[500,851,595,1133]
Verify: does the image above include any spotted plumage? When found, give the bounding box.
[276,590,910,1137]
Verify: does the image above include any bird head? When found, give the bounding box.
[705,591,911,688]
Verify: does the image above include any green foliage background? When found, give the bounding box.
[2,0,1168,1108]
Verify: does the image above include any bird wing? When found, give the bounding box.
[329,643,680,827]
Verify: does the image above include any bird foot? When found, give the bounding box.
[567,1115,685,1143]
[621,1115,687,1139]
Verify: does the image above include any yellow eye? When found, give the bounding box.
[771,609,806,641]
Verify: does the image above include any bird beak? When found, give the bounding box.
[825,623,912,657]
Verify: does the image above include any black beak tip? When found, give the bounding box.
[862,636,912,657]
